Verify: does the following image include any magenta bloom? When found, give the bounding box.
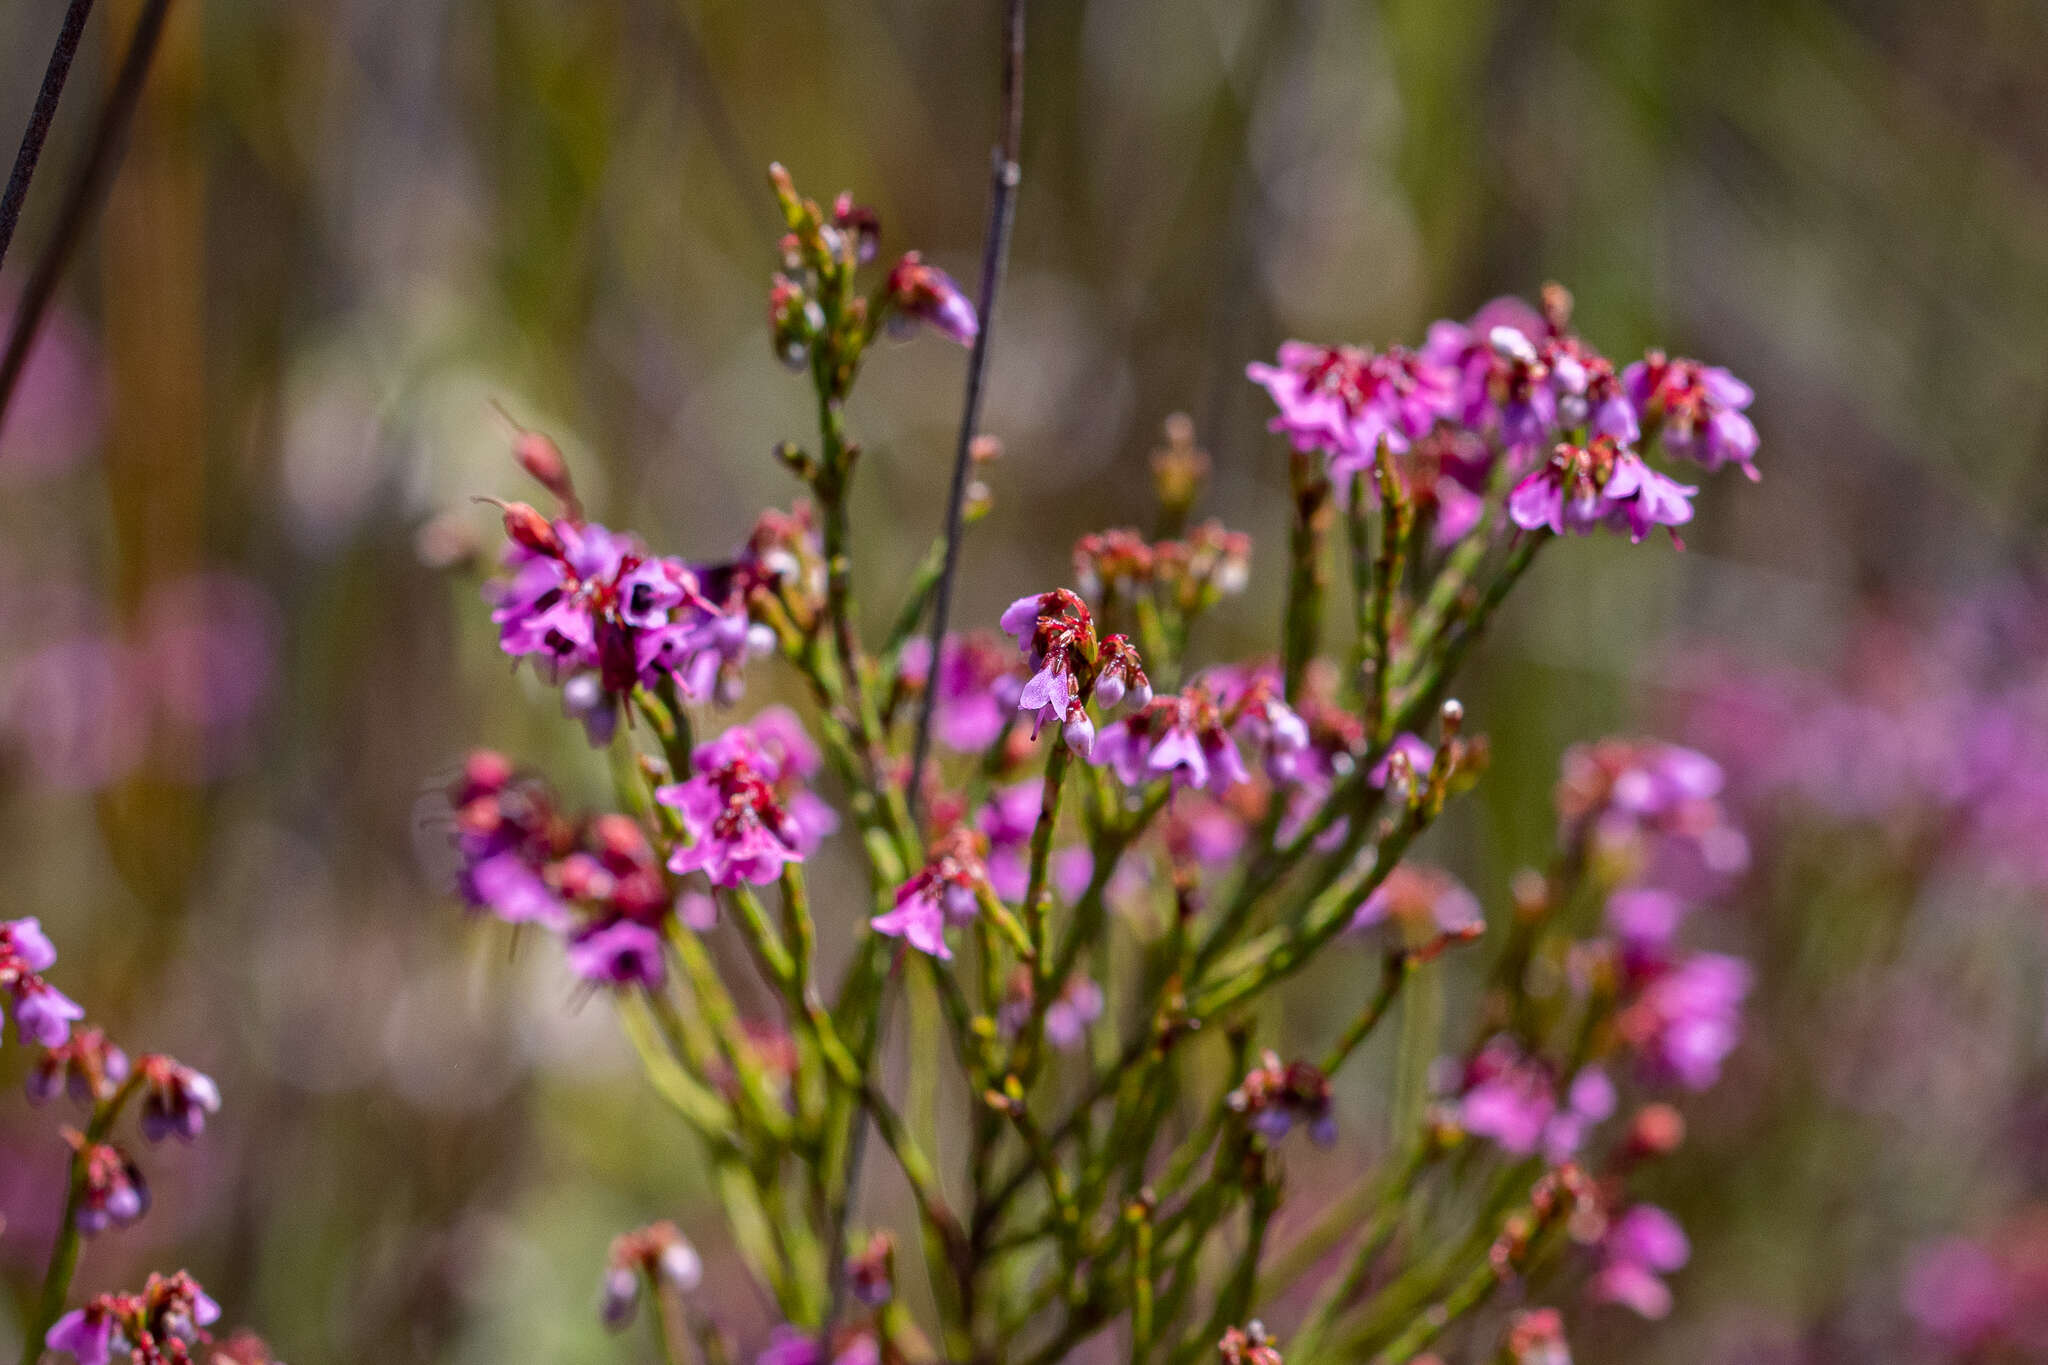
[1620,951,1750,1090]
[1246,341,1456,471]
[1090,688,1248,795]
[1508,438,1695,543]
[567,919,666,988]
[1589,1204,1691,1319]
[485,514,753,744]
[1625,351,1759,479]
[873,831,986,961]
[659,716,828,887]
[1000,589,1098,735]
[1351,864,1483,939]
[448,753,573,931]
[898,634,1016,752]
[1903,1238,2017,1350]
[45,1307,115,1365]
[886,252,978,346]
[11,977,84,1048]
[1422,309,1560,452]
[1,917,56,974]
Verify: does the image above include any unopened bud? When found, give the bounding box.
[493,500,561,557]
[513,430,578,516]
[1627,1103,1686,1158]
[1064,712,1096,758]
[969,433,1003,464]
[600,1265,640,1331]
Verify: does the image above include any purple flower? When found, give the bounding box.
[1,917,57,974]
[898,635,1015,752]
[1508,438,1695,543]
[1043,978,1104,1050]
[1091,690,1248,795]
[1246,341,1455,469]
[1605,887,1687,960]
[71,1139,147,1235]
[1625,352,1759,479]
[45,1307,115,1365]
[136,1055,222,1144]
[567,919,666,989]
[660,717,828,888]
[1421,305,1560,453]
[1589,1204,1690,1319]
[1368,733,1435,789]
[873,831,986,961]
[12,977,84,1048]
[1351,865,1483,939]
[1457,1049,1556,1156]
[1619,951,1750,1090]
[886,252,978,345]
[1001,590,1097,735]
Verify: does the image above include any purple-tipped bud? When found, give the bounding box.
[600,1266,641,1331]
[1064,712,1096,758]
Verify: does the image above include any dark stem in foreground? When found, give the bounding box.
[0,0,175,431]
[903,0,1028,828]
[0,0,98,275]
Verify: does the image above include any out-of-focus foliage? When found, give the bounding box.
[0,1,2045,1362]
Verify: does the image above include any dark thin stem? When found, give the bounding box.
[0,0,97,274]
[0,0,175,431]
[904,0,1027,827]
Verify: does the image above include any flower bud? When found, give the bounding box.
[885,252,978,346]
[1064,712,1096,758]
[599,1265,641,1331]
[513,429,578,516]
[495,501,561,558]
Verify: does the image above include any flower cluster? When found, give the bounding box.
[44,1272,240,1365]
[485,505,771,744]
[1250,287,1754,548]
[1454,1040,1615,1163]
[2,915,81,1048]
[658,709,836,888]
[872,827,990,961]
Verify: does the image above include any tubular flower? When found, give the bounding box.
[1246,341,1456,471]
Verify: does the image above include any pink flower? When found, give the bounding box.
[872,830,987,961]
[1618,951,1750,1091]
[1091,689,1249,795]
[1246,341,1457,471]
[136,1054,221,1144]
[1625,351,1759,479]
[1508,438,1695,544]
[660,716,829,887]
[567,919,666,989]
[1351,864,1483,938]
[1588,1205,1690,1319]
[45,1307,116,1365]
[898,634,1016,752]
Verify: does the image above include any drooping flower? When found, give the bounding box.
[1227,1050,1336,1145]
[135,1054,221,1144]
[872,829,987,961]
[11,977,84,1049]
[1625,351,1759,479]
[447,752,575,931]
[1422,301,1560,453]
[1588,1204,1691,1319]
[28,1026,128,1106]
[600,1220,701,1331]
[1090,688,1250,795]
[1000,590,1098,734]
[1507,437,1695,544]
[885,252,978,346]
[70,1134,148,1235]
[1455,1040,1613,1160]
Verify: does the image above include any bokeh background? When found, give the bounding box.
[3,1,2048,1361]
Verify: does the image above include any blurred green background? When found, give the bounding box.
[2,1,2047,1361]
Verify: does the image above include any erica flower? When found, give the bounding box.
[885,252,978,346]
[11,976,84,1049]
[484,509,760,743]
[897,633,1017,752]
[659,715,831,887]
[1227,1050,1336,1144]
[1000,589,1097,734]
[45,1272,222,1365]
[1091,688,1249,795]
[1246,340,1455,470]
[1507,437,1695,544]
[136,1054,221,1144]
[1588,1204,1691,1319]
[447,752,574,931]
[69,1133,148,1235]
[997,970,1104,1051]
[977,781,1094,903]
[872,829,988,961]
[1350,864,1483,940]
[1455,1040,1613,1161]
[1422,302,1560,452]
[1617,951,1750,1091]
[600,1220,702,1331]
[1504,1308,1573,1365]
[567,919,666,989]
[28,1026,128,1106]
[1625,351,1759,479]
